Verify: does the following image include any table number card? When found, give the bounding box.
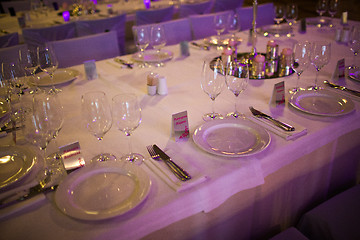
[331,59,345,81]
[59,141,85,171]
[270,81,285,107]
[172,111,189,142]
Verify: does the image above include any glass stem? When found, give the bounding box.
[211,99,215,116]
[315,70,319,88]
[296,74,300,90]
[127,134,133,155]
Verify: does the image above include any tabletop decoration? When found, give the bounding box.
[279,48,294,77]
[172,111,189,142]
[59,141,85,171]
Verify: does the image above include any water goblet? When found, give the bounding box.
[225,61,249,118]
[201,58,225,121]
[285,3,298,27]
[227,11,240,38]
[37,45,60,93]
[112,93,144,165]
[348,26,360,79]
[290,42,311,93]
[316,0,327,18]
[328,0,339,27]
[81,91,116,162]
[133,26,150,68]
[214,13,227,47]
[2,61,25,97]
[19,47,40,94]
[150,25,167,67]
[274,5,285,26]
[310,41,331,90]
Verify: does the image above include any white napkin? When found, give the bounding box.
[144,149,207,192]
[250,114,307,140]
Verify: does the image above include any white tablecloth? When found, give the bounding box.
[1,19,360,239]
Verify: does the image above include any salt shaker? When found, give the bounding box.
[157,76,168,95]
[147,72,158,96]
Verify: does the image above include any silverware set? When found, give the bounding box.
[324,80,360,97]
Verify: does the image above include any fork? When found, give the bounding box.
[146,145,189,182]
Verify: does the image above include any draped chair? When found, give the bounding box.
[236,3,275,31]
[22,22,76,49]
[1,1,30,14]
[178,0,213,18]
[0,44,28,64]
[135,6,175,26]
[0,32,19,48]
[132,18,192,46]
[75,13,126,55]
[189,10,232,40]
[213,0,244,12]
[47,31,119,68]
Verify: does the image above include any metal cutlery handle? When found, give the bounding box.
[264,116,294,131]
[164,158,191,181]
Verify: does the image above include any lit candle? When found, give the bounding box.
[254,54,265,63]
[144,0,151,9]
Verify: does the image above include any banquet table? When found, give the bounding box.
[1,18,360,240]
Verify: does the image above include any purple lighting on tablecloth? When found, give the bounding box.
[62,11,70,22]
[144,0,151,9]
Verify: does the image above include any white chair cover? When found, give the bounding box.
[178,0,213,18]
[75,14,126,55]
[0,32,19,48]
[1,1,30,14]
[132,18,192,46]
[213,0,244,12]
[0,44,28,64]
[297,184,360,240]
[22,22,76,48]
[135,6,175,26]
[236,3,275,31]
[47,31,119,68]
[189,11,232,40]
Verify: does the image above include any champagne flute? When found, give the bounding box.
[150,25,167,67]
[112,93,144,165]
[225,61,249,118]
[328,0,339,27]
[214,13,227,47]
[227,11,240,38]
[37,45,60,93]
[201,58,225,121]
[19,47,40,94]
[274,5,285,26]
[133,26,150,68]
[290,42,311,93]
[81,91,116,162]
[310,41,331,90]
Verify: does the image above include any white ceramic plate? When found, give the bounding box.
[0,146,36,189]
[203,36,242,46]
[32,68,79,87]
[260,24,292,35]
[193,118,271,157]
[132,50,173,63]
[289,89,355,116]
[348,67,360,82]
[55,161,151,220]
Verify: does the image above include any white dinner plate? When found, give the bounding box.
[0,146,36,189]
[32,68,79,87]
[348,67,360,82]
[260,24,292,36]
[193,118,271,157]
[203,36,242,46]
[289,89,355,116]
[55,161,151,220]
[132,50,173,63]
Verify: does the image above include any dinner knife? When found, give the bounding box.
[191,42,210,51]
[114,58,133,69]
[153,145,192,181]
[249,107,295,132]
[324,80,360,97]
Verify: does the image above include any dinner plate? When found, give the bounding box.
[203,36,242,46]
[32,68,79,87]
[55,161,151,220]
[0,146,36,189]
[0,99,10,120]
[260,24,292,36]
[348,67,360,82]
[289,89,355,116]
[193,118,271,157]
[132,50,173,63]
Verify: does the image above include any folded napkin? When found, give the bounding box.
[250,114,307,141]
[144,149,207,192]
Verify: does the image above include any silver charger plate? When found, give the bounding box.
[55,161,151,221]
[289,89,355,116]
[132,50,173,63]
[0,146,36,189]
[32,68,80,87]
[193,118,271,157]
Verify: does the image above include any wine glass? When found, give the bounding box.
[37,45,59,93]
[348,26,360,69]
[285,3,298,27]
[214,13,227,44]
[274,5,285,25]
[19,47,40,94]
[227,11,240,38]
[133,26,150,68]
[2,61,25,97]
[310,41,331,90]
[201,58,225,121]
[112,93,144,165]
[290,42,311,93]
[225,61,249,118]
[328,0,339,27]
[150,25,167,67]
[81,91,116,162]
[316,0,327,18]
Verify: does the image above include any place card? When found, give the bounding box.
[172,111,189,142]
[332,59,345,81]
[180,41,190,57]
[59,141,85,171]
[84,60,98,80]
[270,81,285,107]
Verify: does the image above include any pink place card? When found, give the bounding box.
[332,58,345,81]
[172,111,189,142]
[59,141,85,171]
[270,81,285,107]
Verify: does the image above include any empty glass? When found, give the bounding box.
[291,42,311,93]
[81,91,116,162]
[285,3,298,27]
[316,0,327,18]
[37,45,59,93]
[214,13,227,43]
[348,26,360,79]
[112,93,144,165]
[201,58,225,121]
[328,0,339,27]
[19,47,39,94]
[150,25,167,67]
[225,61,249,118]
[310,41,331,90]
[227,11,240,38]
[133,26,150,68]
[274,5,285,25]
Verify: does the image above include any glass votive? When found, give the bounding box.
[144,0,151,9]
[221,47,233,67]
[266,40,278,60]
[62,11,70,22]
[251,54,265,79]
[279,48,294,77]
